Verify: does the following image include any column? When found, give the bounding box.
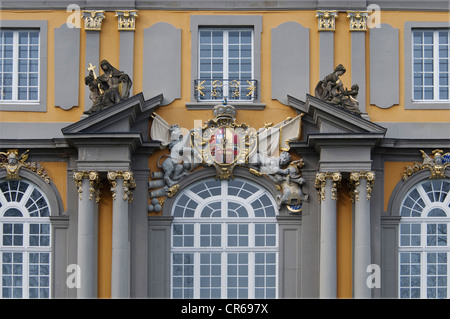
[107,171,136,298]
[315,172,342,298]
[73,171,101,298]
[350,171,375,298]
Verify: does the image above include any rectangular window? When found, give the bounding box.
[412,29,449,101]
[0,30,40,102]
[196,28,256,102]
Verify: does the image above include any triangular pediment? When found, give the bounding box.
[288,94,387,136]
[62,93,163,138]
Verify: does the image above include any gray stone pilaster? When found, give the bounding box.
[84,32,100,112]
[119,31,134,94]
[351,31,366,115]
[319,31,334,79]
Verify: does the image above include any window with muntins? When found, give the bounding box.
[196,28,256,102]
[399,179,450,298]
[0,30,40,102]
[171,178,278,299]
[412,29,449,101]
[0,180,51,298]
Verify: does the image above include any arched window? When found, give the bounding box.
[171,178,278,299]
[0,179,51,298]
[399,179,450,298]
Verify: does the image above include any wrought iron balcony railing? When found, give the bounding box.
[194,79,257,102]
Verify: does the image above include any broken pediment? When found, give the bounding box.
[61,93,163,172]
[288,94,386,137]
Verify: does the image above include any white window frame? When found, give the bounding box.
[0,30,40,103]
[0,180,52,299]
[412,29,450,102]
[170,179,278,299]
[197,28,255,102]
[398,179,450,299]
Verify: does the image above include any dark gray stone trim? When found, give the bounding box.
[1,1,449,11]
[147,215,173,298]
[49,215,70,298]
[277,215,302,298]
[404,21,450,110]
[370,23,399,109]
[189,15,263,105]
[54,23,80,111]
[271,21,310,105]
[0,20,47,112]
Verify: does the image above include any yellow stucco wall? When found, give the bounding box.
[1,8,447,299]
[42,161,67,211]
[384,161,415,212]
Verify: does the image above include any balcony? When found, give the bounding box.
[194,79,257,102]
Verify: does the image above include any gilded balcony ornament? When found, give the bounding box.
[115,10,138,31]
[315,10,338,31]
[194,80,206,97]
[82,10,105,31]
[0,149,50,183]
[229,80,240,99]
[107,171,136,202]
[349,171,375,202]
[315,172,342,201]
[347,11,369,31]
[211,80,223,98]
[246,80,256,97]
[73,171,101,202]
[403,150,450,181]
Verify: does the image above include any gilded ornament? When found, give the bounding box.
[82,10,105,31]
[73,171,101,202]
[115,10,138,31]
[315,10,338,31]
[0,149,50,183]
[315,172,342,201]
[349,171,375,202]
[107,171,136,202]
[403,149,450,181]
[347,11,369,31]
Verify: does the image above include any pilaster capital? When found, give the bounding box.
[107,171,136,202]
[315,172,342,201]
[115,10,138,31]
[73,171,102,202]
[349,171,375,201]
[315,10,338,31]
[82,10,105,31]
[347,11,369,31]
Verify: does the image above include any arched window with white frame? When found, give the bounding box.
[0,179,51,298]
[398,178,450,298]
[170,178,278,299]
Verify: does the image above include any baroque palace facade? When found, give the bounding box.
[0,0,449,299]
